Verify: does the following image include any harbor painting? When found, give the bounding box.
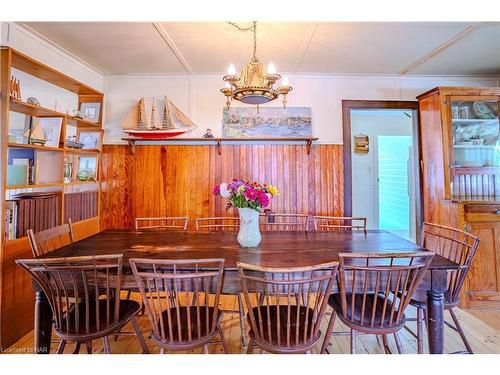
[222,107,312,138]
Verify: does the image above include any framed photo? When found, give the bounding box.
[77,129,102,150]
[39,117,62,148]
[77,156,98,182]
[79,102,101,123]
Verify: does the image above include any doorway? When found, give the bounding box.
[343,101,421,243]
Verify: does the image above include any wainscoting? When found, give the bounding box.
[100,144,344,230]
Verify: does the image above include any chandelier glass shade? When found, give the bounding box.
[221,21,292,109]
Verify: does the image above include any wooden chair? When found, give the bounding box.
[16,254,149,354]
[130,258,228,354]
[313,216,367,234]
[404,222,480,354]
[195,217,240,231]
[27,219,75,257]
[237,261,339,354]
[259,213,309,231]
[135,217,188,230]
[321,252,434,354]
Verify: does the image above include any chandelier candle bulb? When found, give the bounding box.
[267,62,276,74]
[228,63,236,75]
[282,75,289,87]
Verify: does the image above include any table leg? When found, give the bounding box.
[34,291,53,354]
[426,269,447,354]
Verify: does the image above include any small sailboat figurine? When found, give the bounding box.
[24,118,46,145]
[124,96,197,139]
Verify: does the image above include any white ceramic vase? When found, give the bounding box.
[237,207,262,247]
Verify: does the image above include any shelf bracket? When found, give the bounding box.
[306,139,313,155]
[216,139,222,155]
[127,139,136,155]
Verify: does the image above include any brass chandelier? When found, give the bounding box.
[220,21,292,109]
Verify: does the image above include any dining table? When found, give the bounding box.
[32,229,459,354]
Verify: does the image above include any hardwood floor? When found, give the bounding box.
[5,295,500,354]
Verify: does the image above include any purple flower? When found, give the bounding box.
[213,185,220,195]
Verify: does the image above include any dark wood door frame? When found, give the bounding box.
[342,100,420,227]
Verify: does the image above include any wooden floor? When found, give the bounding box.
[6,295,500,354]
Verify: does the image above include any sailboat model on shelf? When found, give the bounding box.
[124,96,197,139]
[24,118,46,145]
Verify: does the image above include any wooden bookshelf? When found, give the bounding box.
[0,47,104,348]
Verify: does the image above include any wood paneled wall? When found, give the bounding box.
[100,144,344,230]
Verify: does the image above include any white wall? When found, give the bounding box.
[104,74,500,144]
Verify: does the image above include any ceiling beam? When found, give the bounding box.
[399,24,481,75]
[152,22,193,74]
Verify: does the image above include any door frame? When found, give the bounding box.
[342,100,421,235]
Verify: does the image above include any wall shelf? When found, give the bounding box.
[122,137,319,155]
[8,143,64,152]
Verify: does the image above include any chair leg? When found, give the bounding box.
[103,336,111,354]
[72,342,81,354]
[320,310,337,354]
[130,315,150,354]
[237,293,247,348]
[350,329,356,354]
[202,345,209,354]
[86,341,92,354]
[416,307,424,354]
[393,332,404,354]
[160,347,165,354]
[56,340,67,354]
[218,324,230,354]
[246,339,254,354]
[382,334,392,354]
[449,308,473,354]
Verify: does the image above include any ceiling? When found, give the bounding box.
[19,22,500,76]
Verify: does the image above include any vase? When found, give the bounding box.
[237,208,262,247]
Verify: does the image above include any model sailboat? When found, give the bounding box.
[124,96,197,139]
[24,118,46,145]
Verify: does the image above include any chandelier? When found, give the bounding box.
[220,21,292,109]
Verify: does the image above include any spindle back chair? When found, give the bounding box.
[135,217,188,230]
[321,252,434,354]
[259,213,309,231]
[237,261,338,354]
[313,216,367,234]
[195,217,239,231]
[404,223,480,354]
[130,258,228,353]
[27,219,75,257]
[16,254,148,354]
[419,222,479,306]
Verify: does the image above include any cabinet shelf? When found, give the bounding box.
[452,118,498,125]
[66,116,101,128]
[64,148,100,154]
[8,142,64,152]
[9,98,67,118]
[5,183,63,190]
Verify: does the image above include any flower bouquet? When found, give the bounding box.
[213,179,279,247]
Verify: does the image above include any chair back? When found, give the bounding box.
[195,217,239,231]
[259,213,309,231]
[337,252,434,330]
[313,216,367,233]
[135,217,188,230]
[420,222,480,305]
[237,261,338,352]
[27,219,75,257]
[130,258,225,347]
[16,254,124,339]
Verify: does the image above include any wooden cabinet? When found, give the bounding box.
[418,86,500,308]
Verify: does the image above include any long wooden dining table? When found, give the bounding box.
[32,229,459,354]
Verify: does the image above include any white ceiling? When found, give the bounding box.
[19,22,500,76]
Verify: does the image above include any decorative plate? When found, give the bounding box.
[472,102,497,119]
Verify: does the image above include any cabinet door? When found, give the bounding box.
[446,95,500,199]
[467,220,500,307]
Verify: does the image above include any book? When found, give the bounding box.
[6,165,28,186]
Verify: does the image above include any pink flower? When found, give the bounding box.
[258,191,270,207]
[213,185,220,195]
[244,188,259,201]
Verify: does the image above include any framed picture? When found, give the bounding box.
[79,102,101,123]
[77,156,98,182]
[77,129,102,150]
[39,117,63,148]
